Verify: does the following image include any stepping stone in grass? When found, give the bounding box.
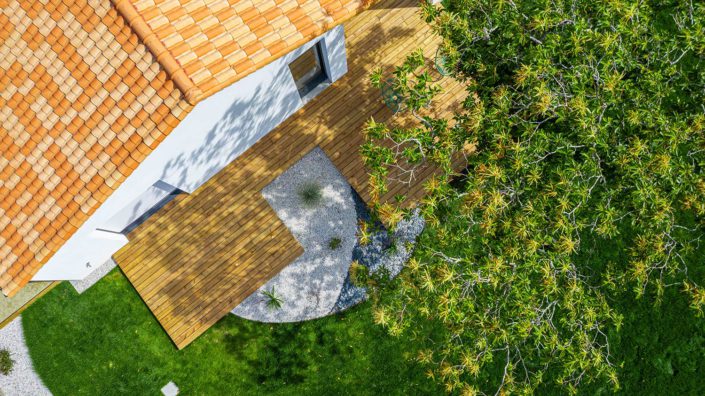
[161,381,179,396]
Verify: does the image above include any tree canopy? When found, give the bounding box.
[361,0,705,394]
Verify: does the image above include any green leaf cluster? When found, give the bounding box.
[362,0,705,393]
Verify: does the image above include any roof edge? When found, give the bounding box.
[112,0,202,105]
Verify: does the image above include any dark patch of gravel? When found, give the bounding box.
[332,189,424,313]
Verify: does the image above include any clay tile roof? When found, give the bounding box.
[114,0,367,103]
[1,0,368,296]
[0,0,192,296]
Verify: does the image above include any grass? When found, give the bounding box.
[538,285,705,395]
[22,269,441,396]
[22,236,705,396]
[589,286,705,395]
[538,225,705,395]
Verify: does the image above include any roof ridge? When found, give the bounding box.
[112,0,202,105]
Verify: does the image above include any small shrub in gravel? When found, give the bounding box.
[328,237,342,250]
[298,182,323,207]
[349,261,370,287]
[0,348,14,376]
[358,220,372,246]
[385,237,399,254]
[262,288,283,310]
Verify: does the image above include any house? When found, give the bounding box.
[1,0,464,347]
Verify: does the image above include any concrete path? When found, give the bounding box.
[70,259,116,294]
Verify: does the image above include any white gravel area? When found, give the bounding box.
[0,317,51,396]
[70,258,116,294]
[231,148,357,322]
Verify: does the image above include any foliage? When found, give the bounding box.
[539,230,705,395]
[384,237,399,254]
[0,349,13,376]
[262,288,284,310]
[362,0,705,394]
[364,51,450,203]
[371,49,442,116]
[298,182,323,207]
[21,271,442,395]
[358,220,373,246]
[350,260,370,287]
[329,237,342,250]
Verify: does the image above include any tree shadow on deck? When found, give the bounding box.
[115,0,447,350]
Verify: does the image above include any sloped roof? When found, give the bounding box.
[114,0,365,103]
[0,0,368,297]
[0,0,192,296]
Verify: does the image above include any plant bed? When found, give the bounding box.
[232,148,358,322]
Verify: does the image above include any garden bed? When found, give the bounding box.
[231,148,424,322]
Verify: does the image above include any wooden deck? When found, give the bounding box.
[114,0,467,349]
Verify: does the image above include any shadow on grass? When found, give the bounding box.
[22,268,441,395]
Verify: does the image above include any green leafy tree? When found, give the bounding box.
[362,0,705,394]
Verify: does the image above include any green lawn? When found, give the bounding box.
[22,269,441,396]
[22,246,705,395]
[539,229,705,395]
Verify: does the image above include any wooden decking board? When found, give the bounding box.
[174,246,302,347]
[170,238,302,333]
[133,185,274,272]
[169,241,301,339]
[162,239,297,328]
[114,0,468,349]
[120,210,288,305]
[139,228,285,317]
[129,199,273,290]
[153,221,294,320]
[122,139,315,273]
[145,210,286,307]
[165,242,298,336]
[142,228,301,345]
[124,194,266,277]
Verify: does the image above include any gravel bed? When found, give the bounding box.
[0,318,51,396]
[231,148,358,322]
[332,192,424,313]
[231,147,425,322]
[70,258,116,294]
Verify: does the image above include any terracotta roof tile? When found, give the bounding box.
[0,0,193,296]
[2,0,372,296]
[112,0,367,103]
